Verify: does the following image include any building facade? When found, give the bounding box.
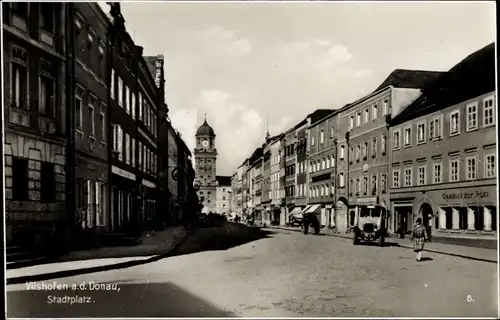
[261,137,272,224]
[307,113,337,228]
[216,176,232,214]
[3,2,69,247]
[389,43,496,240]
[338,70,443,233]
[269,135,284,224]
[295,121,308,211]
[194,119,217,213]
[283,128,297,222]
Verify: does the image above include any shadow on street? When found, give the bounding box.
[358,242,400,247]
[7,223,274,285]
[7,281,234,318]
[171,224,275,256]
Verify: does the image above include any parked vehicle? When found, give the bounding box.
[352,205,388,246]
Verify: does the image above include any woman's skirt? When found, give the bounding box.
[413,237,425,251]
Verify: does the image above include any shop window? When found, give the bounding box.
[445,208,453,230]
[458,207,468,230]
[474,207,484,231]
[40,162,56,202]
[12,157,29,201]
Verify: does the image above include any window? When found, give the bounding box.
[112,125,123,157]
[340,145,345,159]
[418,166,426,185]
[371,138,377,157]
[125,134,131,165]
[364,109,369,123]
[138,141,142,169]
[40,162,56,201]
[483,95,495,127]
[450,110,460,135]
[131,139,136,167]
[362,141,368,159]
[118,77,123,107]
[75,93,83,130]
[466,102,478,131]
[125,86,130,114]
[339,172,345,188]
[311,136,315,147]
[404,167,412,187]
[383,99,389,115]
[466,156,477,180]
[349,116,354,129]
[131,92,136,120]
[433,163,442,184]
[450,159,459,182]
[88,98,95,136]
[11,46,28,109]
[417,121,426,143]
[319,130,324,144]
[429,117,441,139]
[355,177,360,194]
[404,127,411,147]
[98,42,105,78]
[110,69,115,100]
[12,157,29,201]
[40,3,55,34]
[12,2,29,21]
[356,112,361,127]
[39,59,55,116]
[381,173,387,192]
[485,153,496,178]
[356,144,360,161]
[100,109,106,141]
[363,175,368,194]
[372,104,378,120]
[371,174,377,195]
[381,135,387,154]
[392,169,400,188]
[393,129,400,150]
[139,92,143,120]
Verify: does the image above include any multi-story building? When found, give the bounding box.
[295,121,308,212]
[389,43,496,241]
[261,135,272,224]
[108,3,162,234]
[194,118,217,213]
[177,134,194,220]
[337,69,443,232]
[3,2,69,247]
[241,158,250,217]
[216,176,232,214]
[269,134,284,224]
[166,125,179,221]
[71,3,110,236]
[283,127,297,222]
[253,157,263,223]
[235,161,247,216]
[306,110,338,228]
[230,173,238,213]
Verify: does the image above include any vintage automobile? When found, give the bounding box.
[352,205,388,246]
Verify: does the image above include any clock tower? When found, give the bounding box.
[194,116,217,213]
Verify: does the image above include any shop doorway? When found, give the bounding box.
[420,203,433,240]
[395,206,413,234]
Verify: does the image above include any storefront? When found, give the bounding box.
[110,166,137,233]
[142,178,157,229]
[391,184,497,239]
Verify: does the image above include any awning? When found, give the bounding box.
[288,207,303,217]
[305,204,321,214]
[301,205,312,214]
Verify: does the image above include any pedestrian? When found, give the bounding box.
[410,217,428,262]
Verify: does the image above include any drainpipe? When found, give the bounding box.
[345,131,350,230]
[65,2,77,239]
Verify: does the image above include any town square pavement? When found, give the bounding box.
[7,228,498,317]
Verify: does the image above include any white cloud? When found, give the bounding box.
[353,69,374,78]
[198,25,252,57]
[269,116,292,137]
[280,39,353,70]
[194,90,264,174]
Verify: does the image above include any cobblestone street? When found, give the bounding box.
[7,228,498,317]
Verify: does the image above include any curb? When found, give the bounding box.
[7,228,195,286]
[268,226,498,264]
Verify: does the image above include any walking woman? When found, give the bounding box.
[411,218,428,261]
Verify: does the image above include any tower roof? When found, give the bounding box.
[196,119,216,137]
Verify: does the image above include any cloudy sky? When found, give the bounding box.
[111,1,495,176]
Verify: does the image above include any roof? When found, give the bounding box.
[390,42,495,126]
[143,56,157,81]
[248,147,263,166]
[374,69,445,92]
[216,176,232,186]
[196,119,216,137]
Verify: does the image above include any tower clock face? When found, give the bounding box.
[202,140,209,147]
